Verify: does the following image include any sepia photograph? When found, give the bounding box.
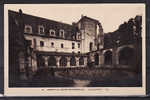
[4,4,146,96]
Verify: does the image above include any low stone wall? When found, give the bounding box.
[54,67,137,80]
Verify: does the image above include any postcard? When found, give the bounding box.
[4,4,146,96]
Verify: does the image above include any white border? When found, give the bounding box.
[4,4,146,96]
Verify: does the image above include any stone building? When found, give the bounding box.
[8,9,142,81]
[9,10,104,80]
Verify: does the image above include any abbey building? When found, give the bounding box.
[8,9,142,80]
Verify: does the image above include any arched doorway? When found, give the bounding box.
[79,56,84,65]
[37,55,45,68]
[48,56,56,66]
[104,50,112,64]
[94,53,99,65]
[60,56,67,67]
[70,56,76,66]
[119,47,135,65]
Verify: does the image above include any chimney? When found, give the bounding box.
[81,14,84,18]
[19,9,23,15]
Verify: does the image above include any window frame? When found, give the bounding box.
[40,41,44,47]
[72,43,75,49]
[61,43,64,48]
[51,42,54,47]
[76,32,81,40]
[49,29,56,36]
[38,25,45,35]
[59,29,65,38]
[24,25,32,33]
[78,43,80,48]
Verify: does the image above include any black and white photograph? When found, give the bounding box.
[4,4,146,96]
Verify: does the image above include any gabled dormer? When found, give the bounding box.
[38,25,44,35]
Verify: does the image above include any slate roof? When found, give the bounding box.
[8,10,80,41]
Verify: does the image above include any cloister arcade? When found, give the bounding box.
[33,44,138,71]
[36,54,87,68]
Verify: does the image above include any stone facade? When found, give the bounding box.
[8,10,142,81]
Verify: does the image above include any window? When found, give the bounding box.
[78,43,80,48]
[78,35,81,39]
[72,43,75,49]
[33,38,36,49]
[51,42,54,47]
[38,25,44,34]
[77,33,81,40]
[40,41,44,47]
[90,42,93,51]
[61,43,64,48]
[59,29,64,38]
[49,29,56,36]
[24,25,32,33]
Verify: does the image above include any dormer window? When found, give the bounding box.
[49,29,56,36]
[38,25,44,35]
[59,29,64,38]
[24,25,32,33]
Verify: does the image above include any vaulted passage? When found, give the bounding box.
[37,55,45,67]
[94,53,99,65]
[79,56,84,65]
[104,50,112,64]
[48,56,56,66]
[70,56,76,66]
[119,47,135,65]
[60,56,67,66]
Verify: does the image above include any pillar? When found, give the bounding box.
[44,56,49,68]
[99,54,104,65]
[116,53,119,65]
[19,52,27,80]
[112,47,119,66]
[55,56,61,68]
[31,52,37,72]
[66,57,71,68]
[75,57,80,67]
[84,57,87,67]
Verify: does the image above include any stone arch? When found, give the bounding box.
[48,56,56,66]
[70,56,76,66]
[119,47,135,65]
[60,56,67,66]
[104,50,112,64]
[94,53,99,65]
[37,55,45,67]
[79,56,84,65]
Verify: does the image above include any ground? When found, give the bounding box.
[9,66,142,87]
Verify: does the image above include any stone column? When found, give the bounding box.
[18,52,28,80]
[75,57,80,67]
[84,57,87,67]
[31,52,37,72]
[66,57,71,68]
[112,48,119,66]
[99,54,104,65]
[116,53,119,65]
[90,53,95,62]
[55,56,61,68]
[44,56,49,68]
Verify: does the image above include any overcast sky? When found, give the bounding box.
[5,4,145,33]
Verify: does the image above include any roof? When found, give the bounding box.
[8,10,80,41]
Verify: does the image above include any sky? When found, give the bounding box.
[5,4,145,33]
